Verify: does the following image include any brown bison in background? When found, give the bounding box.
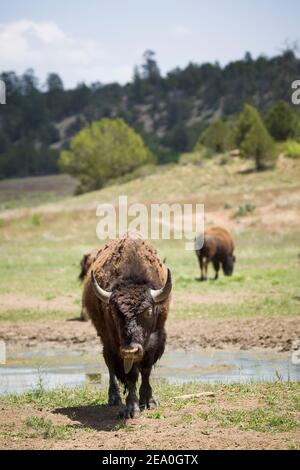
[195,226,236,281]
[78,249,98,321]
[83,232,172,419]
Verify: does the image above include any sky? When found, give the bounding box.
[0,0,299,89]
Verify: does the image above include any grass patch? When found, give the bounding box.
[25,416,72,440]
[233,203,256,218]
[0,309,74,322]
[3,385,107,410]
[216,408,298,433]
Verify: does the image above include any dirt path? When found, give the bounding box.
[1,316,299,352]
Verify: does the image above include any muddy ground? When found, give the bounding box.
[1,316,299,353]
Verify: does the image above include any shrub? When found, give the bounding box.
[278,140,300,159]
[179,147,214,166]
[233,203,256,218]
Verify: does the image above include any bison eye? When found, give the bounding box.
[143,308,152,319]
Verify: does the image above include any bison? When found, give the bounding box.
[78,249,99,321]
[195,226,236,281]
[83,232,172,418]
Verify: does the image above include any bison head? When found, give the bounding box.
[91,268,172,373]
[223,254,236,276]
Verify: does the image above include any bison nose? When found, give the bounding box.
[120,344,144,374]
[120,343,143,359]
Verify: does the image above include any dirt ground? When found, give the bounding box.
[1,316,299,353]
[1,392,299,450]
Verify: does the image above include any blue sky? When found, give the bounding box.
[0,0,299,88]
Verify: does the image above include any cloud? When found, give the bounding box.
[0,19,132,87]
[174,25,192,37]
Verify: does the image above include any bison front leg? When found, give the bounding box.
[80,306,89,321]
[139,367,159,410]
[124,367,140,419]
[108,367,122,407]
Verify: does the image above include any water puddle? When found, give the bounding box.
[0,348,299,395]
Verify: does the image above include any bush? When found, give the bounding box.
[278,140,300,159]
[233,204,256,218]
[59,118,154,193]
[179,147,214,166]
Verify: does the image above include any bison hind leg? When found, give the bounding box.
[212,259,220,280]
[140,392,159,410]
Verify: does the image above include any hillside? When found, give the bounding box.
[1,49,300,178]
[1,154,299,221]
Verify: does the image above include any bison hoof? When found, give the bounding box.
[140,394,159,410]
[123,402,140,419]
[108,389,122,407]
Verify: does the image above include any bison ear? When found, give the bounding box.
[91,270,112,304]
[151,268,172,303]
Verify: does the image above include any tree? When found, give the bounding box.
[59,118,154,192]
[236,105,275,170]
[45,73,65,119]
[195,120,232,153]
[141,50,161,85]
[46,73,64,92]
[21,69,39,94]
[265,100,296,141]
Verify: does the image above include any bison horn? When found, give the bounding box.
[151,268,172,303]
[91,270,112,304]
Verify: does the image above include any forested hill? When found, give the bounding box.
[1,49,300,178]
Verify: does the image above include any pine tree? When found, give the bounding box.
[265,100,296,141]
[236,105,275,170]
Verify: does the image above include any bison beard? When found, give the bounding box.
[83,233,172,419]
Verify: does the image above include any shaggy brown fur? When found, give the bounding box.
[195,226,236,280]
[83,232,171,418]
[78,249,99,321]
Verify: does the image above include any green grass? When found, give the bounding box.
[0,309,74,322]
[199,408,298,433]
[1,381,299,437]
[0,158,300,321]
[0,223,299,322]
[3,384,107,409]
